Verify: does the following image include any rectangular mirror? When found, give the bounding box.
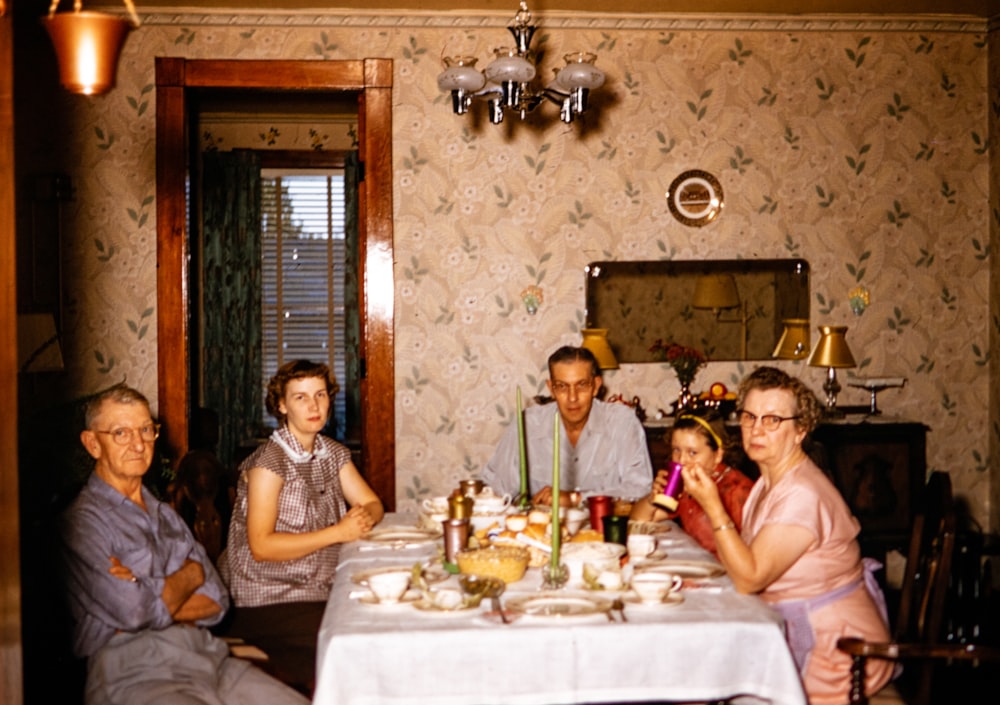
[584,259,810,363]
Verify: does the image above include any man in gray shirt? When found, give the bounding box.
[61,383,307,705]
[481,346,652,504]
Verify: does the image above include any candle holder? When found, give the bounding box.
[540,562,569,589]
[513,491,533,511]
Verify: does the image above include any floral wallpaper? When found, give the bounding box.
[19,9,998,531]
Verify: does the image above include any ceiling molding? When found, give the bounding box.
[135,8,988,33]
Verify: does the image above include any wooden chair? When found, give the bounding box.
[837,471,1000,705]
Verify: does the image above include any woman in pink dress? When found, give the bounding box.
[682,366,893,705]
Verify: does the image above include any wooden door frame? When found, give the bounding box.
[1,5,23,704]
[155,58,395,509]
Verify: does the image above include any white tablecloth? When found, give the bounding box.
[314,514,806,705]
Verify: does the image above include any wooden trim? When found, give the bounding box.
[0,5,23,704]
[155,58,395,509]
[258,150,348,170]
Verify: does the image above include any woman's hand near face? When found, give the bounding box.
[680,462,722,510]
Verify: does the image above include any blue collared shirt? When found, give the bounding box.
[481,399,653,499]
[62,473,229,658]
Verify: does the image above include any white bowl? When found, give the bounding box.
[561,542,626,587]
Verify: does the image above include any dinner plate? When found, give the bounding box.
[357,590,421,606]
[620,590,684,607]
[362,527,442,544]
[634,560,726,579]
[505,593,612,618]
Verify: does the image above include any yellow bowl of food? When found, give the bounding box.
[456,545,530,584]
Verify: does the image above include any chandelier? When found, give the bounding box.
[436,2,606,125]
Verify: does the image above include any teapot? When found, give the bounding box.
[472,486,512,515]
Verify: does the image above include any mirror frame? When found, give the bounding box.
[584,258,810,363]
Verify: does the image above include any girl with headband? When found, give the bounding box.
[629,410,754,557]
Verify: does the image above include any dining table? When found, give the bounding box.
[313,512,806,705]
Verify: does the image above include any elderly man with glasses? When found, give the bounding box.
[61,383,307,705]
[481,345,652,505]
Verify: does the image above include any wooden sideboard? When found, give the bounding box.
[643,416,929,554]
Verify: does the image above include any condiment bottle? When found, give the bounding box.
[652,461,684,512]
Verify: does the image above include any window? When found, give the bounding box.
[260,169,347,438]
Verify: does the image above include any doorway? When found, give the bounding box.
[155,58,395,509]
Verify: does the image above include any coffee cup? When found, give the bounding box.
[627,534,657,558]
[367,570,410,604]
[630,572,683,603]
[422,495,450,514]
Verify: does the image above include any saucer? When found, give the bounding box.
[630,549,668,564]
[412,598,480,615]
[620,590,684,607]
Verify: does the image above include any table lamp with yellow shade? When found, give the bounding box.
[580,328,618,370]
[807,325,856,412]
[772,318,811,360]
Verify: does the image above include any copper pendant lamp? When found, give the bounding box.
[42,0,140,95]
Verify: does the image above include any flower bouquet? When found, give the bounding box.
[649,340,707,413]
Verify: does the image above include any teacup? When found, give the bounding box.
[368,570,410,604]
[473,487,512,514]
[422,495,450,515]
[627,534,657,558]
[630,572,683,603]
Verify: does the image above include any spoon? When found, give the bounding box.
[482,577,509,624]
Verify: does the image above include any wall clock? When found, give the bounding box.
[666,170,724,227]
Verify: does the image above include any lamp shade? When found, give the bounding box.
[437,56,487,92]
[555,52,605,90]
[42,10,132,95]
[772,318,811,360]
[807,325,856,368]
[691,273,740,310]
[580,328,618,370]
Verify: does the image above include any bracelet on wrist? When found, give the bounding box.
[712,520,736,533]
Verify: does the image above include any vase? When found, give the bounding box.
[676,380,694,415]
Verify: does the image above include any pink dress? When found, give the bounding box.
[741,457,893,705]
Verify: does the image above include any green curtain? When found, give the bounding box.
[201,150,262,470]
[343,151,362,453]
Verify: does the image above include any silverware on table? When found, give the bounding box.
[611,598,628,622]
